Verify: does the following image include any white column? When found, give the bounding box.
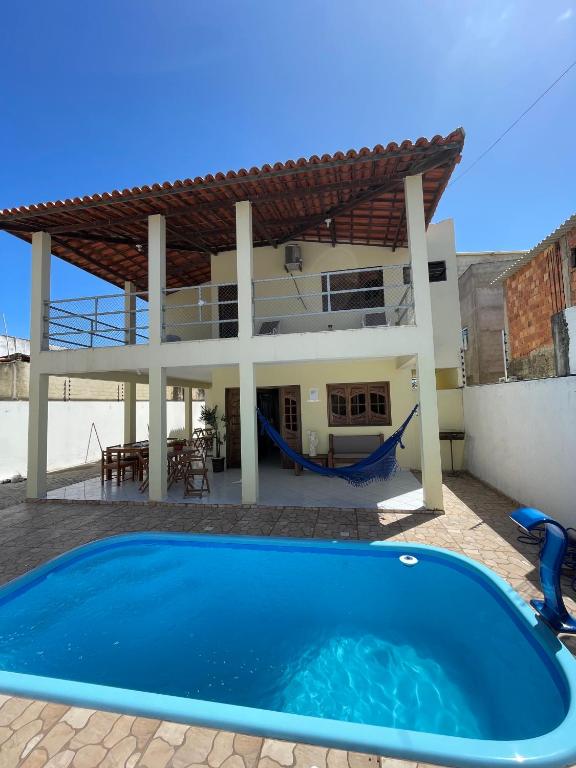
[148,366,167,501]
[235,201,258,503]
[235,201,254,340]
[184,387,193,441]
[124,382,137,443]
[27,232,51,498]
[148,215,167,500]
[123,281,137,443]
[239,361,259,504]
[148,214,166,346]
[27,373,49,498]
[405,175,443,511]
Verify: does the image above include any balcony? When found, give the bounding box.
[45,291,149,349]
[252,265,414,335]
[163,283,238,342]
[42,264,414,351]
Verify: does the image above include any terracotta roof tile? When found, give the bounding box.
[0,129,464,290]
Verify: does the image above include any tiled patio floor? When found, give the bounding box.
[47,466,425,511]
[0,470,574,767]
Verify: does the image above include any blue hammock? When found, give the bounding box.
[256,405,418,487]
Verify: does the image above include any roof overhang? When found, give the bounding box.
[0,129,465,291]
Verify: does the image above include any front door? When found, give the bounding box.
[225,385,302,469]
[279,385,302,469]
[225,387,241,468]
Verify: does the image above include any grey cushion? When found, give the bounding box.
[332,435,381,453]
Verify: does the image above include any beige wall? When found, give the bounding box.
[206,358,464,471]
[165,219,461,371]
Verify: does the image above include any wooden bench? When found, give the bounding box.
[328,433,384,468]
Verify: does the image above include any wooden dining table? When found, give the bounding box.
[104,438,186,483]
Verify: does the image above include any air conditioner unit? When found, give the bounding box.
[284,244,302,272]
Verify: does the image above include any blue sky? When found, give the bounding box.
[1,0,575,338]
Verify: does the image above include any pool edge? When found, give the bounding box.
[0,532,575,767]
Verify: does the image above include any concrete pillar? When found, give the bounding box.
[148,214,166,346]
[30,232,51,357]
[124,382,137,444]
[147,216,167,500]
[404,175,443,511]
[123,281,137,443]
[148,366,167,501]
[235,201,258,503]
[27,373,49,498]
[235,200,254,341]
[239,361,259,504]
[184,387,193,441]
[27,232,51,499]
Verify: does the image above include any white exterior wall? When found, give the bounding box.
[427,220,462,370]
[0,400,202,481]
[463,378,576,528]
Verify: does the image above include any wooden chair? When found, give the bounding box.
[101,449,138,486]
[183,452,210,497]
[138,455,150,492]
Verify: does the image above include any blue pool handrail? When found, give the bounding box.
[510,507,576,634]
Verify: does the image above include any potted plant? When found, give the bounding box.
[200,405,227,472]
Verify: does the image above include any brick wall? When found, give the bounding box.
[567,227,576,306]
[505,243,566,368]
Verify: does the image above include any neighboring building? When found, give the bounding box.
[456,250,525,278]
[0,129,466,510]
[457,252,526,384]
[498,214,576,380]
[0,335,30,357]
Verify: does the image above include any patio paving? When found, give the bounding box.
[46,466,425,511]
[0,470,574,767]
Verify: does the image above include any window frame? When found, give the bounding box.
[327,381,392,427]
[428,261,447,282]
[321,267,385,313]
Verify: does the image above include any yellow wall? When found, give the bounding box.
[206,358,464,470]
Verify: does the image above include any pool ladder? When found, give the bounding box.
[510,508,576,634]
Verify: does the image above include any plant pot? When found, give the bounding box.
[211,456,226,473]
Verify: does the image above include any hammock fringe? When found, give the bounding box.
[256,405,418,487]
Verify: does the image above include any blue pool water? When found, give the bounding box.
[0,534,575,767]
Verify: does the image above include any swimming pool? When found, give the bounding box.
[0,533,574,768]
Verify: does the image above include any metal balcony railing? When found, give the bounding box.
[163,283,238,341]
[44,291,149,349]
[252,265,414,335]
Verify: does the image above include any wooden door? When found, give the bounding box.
[279,385,302,469]
[225,387,241,468]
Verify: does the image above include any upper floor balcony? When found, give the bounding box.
[44,264,415,348]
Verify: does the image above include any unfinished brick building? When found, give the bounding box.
[501,214,576,379]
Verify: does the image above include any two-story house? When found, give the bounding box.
[0,129,465,511]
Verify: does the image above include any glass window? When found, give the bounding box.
[428,261,447,282]
[322,268,384,312]
[327,382,391,427]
